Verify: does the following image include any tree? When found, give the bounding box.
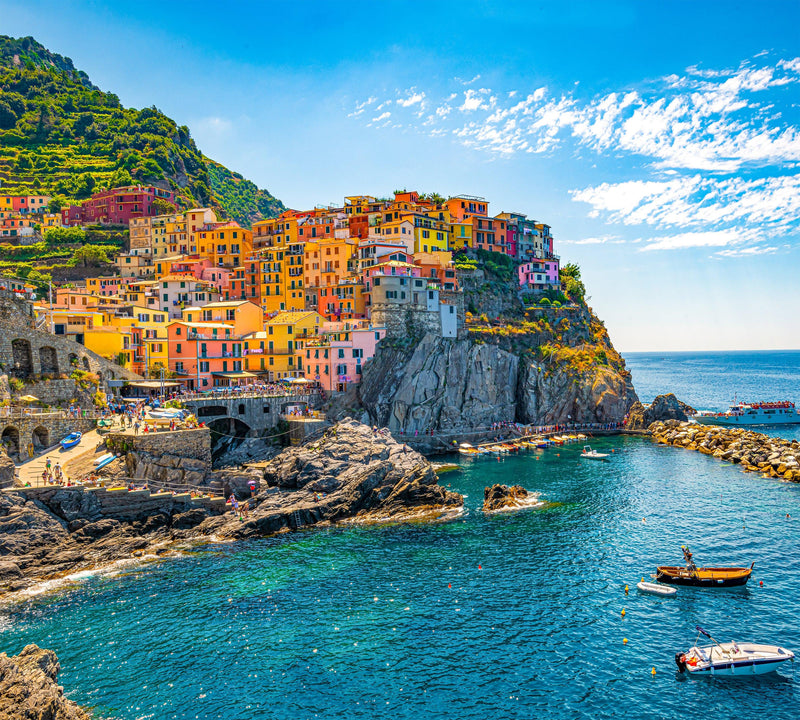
[152,197,176,215]
[0,100,17,129]
[67,244,110,267]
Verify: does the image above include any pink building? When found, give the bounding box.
[518,260,560,291]
[62,185,176,226]
[300,321,387,393]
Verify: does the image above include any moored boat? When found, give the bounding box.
[637,581,677,596]
[676,626,794,677]
[694,400,800,427]
[580,445,610,460]
[59,431,82,450]
[656,546,753,587]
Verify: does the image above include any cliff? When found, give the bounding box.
[354,300,637,448]
[0,644,90,719]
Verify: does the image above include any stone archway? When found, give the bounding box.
[32,425,49,450]
[39,346,59,376]
[2,426,19,456]
[82,357,91,371]
[11,339,32,378]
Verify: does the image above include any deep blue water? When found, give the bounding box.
[2,352,800,719]
[626,350,800,442]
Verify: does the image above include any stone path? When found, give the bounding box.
[16,430,103,487]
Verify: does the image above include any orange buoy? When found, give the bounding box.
[621,608,626,617]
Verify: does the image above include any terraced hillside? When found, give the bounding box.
[0,35,284,226]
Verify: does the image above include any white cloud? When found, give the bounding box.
[397,90,425,108]
[638,229,755,252]
[716,245,778,257]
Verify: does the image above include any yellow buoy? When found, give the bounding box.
[651,667,656,676]
[623,638,628,644]
[621,608,626,617]
[624,584,629,595]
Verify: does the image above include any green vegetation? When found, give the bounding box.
[0,35,284,227]
[476,247,514,282]
[560,262,586,304]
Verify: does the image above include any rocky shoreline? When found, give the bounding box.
[0,419,463,599]
[0,644,90,719]
[650,420,800,481]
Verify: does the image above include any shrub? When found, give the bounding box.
[8,377,23,392]
[538,297,551,307]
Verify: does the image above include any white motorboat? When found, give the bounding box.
[637,581,677,596]
[676,626,794,677]
[580,445,609,460]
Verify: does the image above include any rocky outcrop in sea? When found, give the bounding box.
[0,644,89,719]
[626,393,696,430]
[482,484,539,513]
[650,420,800,482]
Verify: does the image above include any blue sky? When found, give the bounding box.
[2,0,799,351]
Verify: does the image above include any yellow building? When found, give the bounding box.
[253,215,306,314]
[112,305,171,377]
[243,310,322,379]
[197,222,253,270]
[449,219,474,250]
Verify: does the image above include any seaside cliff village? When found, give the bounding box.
[0,186,560,394]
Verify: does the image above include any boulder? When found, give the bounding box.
[482,484,529,511]
[626,394,696,431]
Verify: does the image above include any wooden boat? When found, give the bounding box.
[656,565,753,587]
[676,626,794,676]
[656,545,753,587]
[59,431,82,450]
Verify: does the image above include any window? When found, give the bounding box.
[176,343,182,353]
[200,361,209,372]
[338,349,345,359]
[352,348,363,359]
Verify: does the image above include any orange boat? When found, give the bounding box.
[656,546,754,587]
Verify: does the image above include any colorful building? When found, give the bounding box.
[62,185,176,226]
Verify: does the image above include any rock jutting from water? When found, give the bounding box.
[650,420,800,481]
[625,393,696,430]
[0,644,90,720]
[482,484,531,512]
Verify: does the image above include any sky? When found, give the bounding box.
[2,0,799,352]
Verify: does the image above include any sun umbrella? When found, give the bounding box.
[17,395,39,402]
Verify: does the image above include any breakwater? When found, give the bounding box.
[650,420,800,481]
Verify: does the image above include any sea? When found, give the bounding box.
[2,350,800,720]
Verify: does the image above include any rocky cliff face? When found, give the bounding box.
[0,644,90,720]
[354,302,637,446]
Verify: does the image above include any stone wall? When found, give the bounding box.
[0,290,140,388]
[106,428,212,491]
[371,304,443,340]
[6,484,225,522]
[10,378,94,408]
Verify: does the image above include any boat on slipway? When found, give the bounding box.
[694,400,800,427]
[676,626,794,677]
[656,546,753,587]
[59,432,82,450]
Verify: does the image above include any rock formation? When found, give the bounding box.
[625,393,696,430]
[650,421,800,482]
[204,418,463,540]
[0,644,90,719]
[483,484,530,512]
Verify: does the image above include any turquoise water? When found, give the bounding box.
[2,352,800,719]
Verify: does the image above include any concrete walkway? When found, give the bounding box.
[16,429,103,487]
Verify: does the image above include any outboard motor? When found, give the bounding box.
[674,652,687,672]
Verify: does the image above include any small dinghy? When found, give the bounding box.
[93,452,114,466]
[676,626,794,677]
[637,580,677,596]
[580,445,610,460]
[59,431,82,450]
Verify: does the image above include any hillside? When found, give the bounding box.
[0,35,284,226]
